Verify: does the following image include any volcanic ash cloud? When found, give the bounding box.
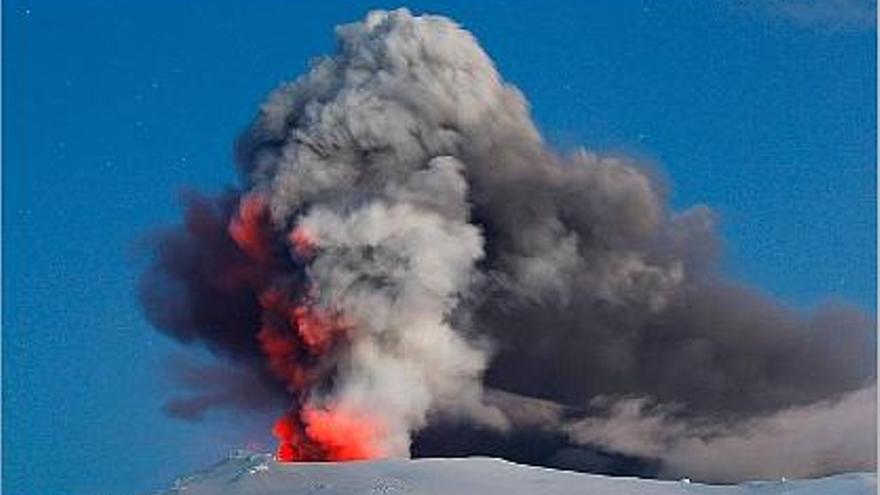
[140,8,876,480]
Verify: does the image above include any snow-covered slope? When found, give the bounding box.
[154,452,876,495]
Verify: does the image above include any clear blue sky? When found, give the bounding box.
[4,1,875,494]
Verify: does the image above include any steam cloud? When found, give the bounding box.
[140,9,876,481]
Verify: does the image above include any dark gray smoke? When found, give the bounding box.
[140,8,876,480]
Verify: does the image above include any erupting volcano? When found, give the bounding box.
[226,192,387,461]
[140,8,875,481]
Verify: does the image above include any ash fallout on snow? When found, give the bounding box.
[139,9,876,482]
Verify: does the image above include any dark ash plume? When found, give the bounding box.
[139,8,876,480]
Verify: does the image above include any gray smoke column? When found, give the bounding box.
[140,8,876,479]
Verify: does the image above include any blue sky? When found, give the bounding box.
[3,1,875,494]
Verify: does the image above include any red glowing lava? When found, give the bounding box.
[290,305,350,355]
[228,193,272,263]
[225,194,380,463]
[272,407,383,462]
[289,226,317,259]
[255,287,351,393]
[271,412,322,461]
[256,288,311,391]
[302,406,383,460]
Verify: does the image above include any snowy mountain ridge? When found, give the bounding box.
[153,452,876,495]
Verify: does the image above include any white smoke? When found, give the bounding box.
[294,157,506,455]
[567,385,877,481]
[239,6,874,468]
[238,9,690,456]
[142,7,876,479]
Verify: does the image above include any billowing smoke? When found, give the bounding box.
[140,9,876,480]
